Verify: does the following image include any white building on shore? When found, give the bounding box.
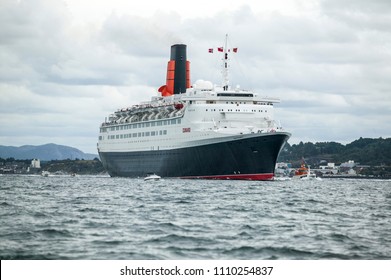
[31,159,41,169]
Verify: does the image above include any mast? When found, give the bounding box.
[222,34,229,91]
[209,34,236,91]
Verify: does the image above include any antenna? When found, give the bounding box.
[222,34,229,91]
[209,34,237,91]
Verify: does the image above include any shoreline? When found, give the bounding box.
[321,175,391,180]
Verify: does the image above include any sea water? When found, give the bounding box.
[1,175,390,259]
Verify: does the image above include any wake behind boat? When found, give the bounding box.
[97,35,291,180]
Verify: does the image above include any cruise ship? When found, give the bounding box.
[97,38,291,180]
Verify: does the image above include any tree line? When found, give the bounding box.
[0,158,105,175]
[278,137,391,167]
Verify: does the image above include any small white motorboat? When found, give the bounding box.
[144,173,161,181]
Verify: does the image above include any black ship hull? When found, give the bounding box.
[99,132,290,180]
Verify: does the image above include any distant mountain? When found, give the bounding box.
[0,143,98,161]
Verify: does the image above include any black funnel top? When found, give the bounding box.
[171,44,187,94]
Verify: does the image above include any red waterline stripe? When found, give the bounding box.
[180,173,274,181]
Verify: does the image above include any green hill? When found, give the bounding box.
[278,137,391,167]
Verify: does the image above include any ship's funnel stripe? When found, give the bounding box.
[166,60,176,95]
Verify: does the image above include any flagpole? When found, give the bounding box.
[222,34,229,91]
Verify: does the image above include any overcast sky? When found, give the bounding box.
[1,0,390,153]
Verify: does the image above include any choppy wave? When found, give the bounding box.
[0,175,390,259]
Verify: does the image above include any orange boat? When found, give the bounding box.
[293,164,317,179]
[294,164,308,177]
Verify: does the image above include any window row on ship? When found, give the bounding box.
[202,100,273,105]
[205,109,268,112]
[100,118,181,133]
[99,129,168,141]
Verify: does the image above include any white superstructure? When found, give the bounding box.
[97,83,284,153]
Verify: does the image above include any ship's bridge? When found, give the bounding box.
[177,82,283,135]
